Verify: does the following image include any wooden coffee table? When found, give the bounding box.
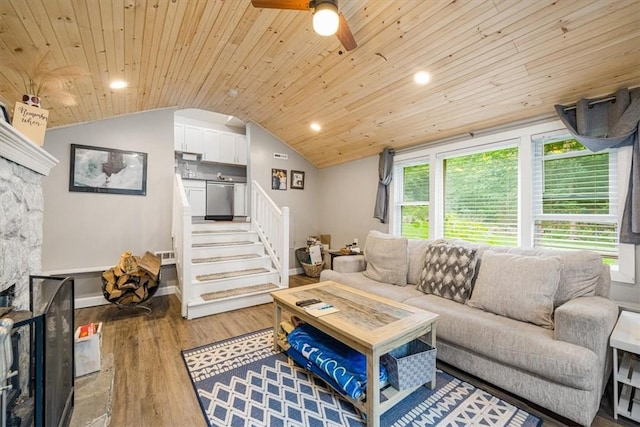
[271,281,438,427]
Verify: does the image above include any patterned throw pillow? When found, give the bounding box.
[417,244,478,303]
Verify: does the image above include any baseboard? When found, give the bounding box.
[75,285,177,309]
[290,267,304,275]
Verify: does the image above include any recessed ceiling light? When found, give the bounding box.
[109,80,127,89]
[413,71,431,85]
[310,122,322,132]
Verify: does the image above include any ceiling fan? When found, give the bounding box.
[251,0,357,51]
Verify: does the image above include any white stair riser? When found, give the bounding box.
[192,272,280,294]
[186,293,274,319]
[191,222,251,233]
[192,232,258,245]
[191,257,272,279]
[191,243,264,259]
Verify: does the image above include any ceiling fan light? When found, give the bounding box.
[313,3,339,36]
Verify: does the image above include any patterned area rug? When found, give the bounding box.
[182,329,542,427]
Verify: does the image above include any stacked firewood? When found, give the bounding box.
[102,251,161,305]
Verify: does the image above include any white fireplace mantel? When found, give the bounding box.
[0,120,58,175]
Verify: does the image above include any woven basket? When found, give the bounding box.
[301,261,324,278]
[381,340,436,390]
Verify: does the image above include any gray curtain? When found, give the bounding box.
[374,148,394,224]
[555,87,640,244]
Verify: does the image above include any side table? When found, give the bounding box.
[610,310,640,423]
[328,249,361,269]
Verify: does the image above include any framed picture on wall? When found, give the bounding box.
[69,144,148,196]
[272,168,287,190]
[291,170,305,189]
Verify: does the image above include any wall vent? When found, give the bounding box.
[154,250,175,265]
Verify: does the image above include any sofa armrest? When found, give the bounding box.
[333,255,366,273]
[554,296,618,360]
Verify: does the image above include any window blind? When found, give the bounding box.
[443,146,518,246]
[397,163,430,239]
[532,136,618,261]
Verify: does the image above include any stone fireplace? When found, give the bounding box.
[0,156,44,310]
[1,120,57,308]
[0,120,58,398]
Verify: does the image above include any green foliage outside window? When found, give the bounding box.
[401,205,429,239]
[401,163,430,239]
[444,147,518,246]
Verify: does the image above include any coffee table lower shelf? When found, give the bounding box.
[276,336,428,420]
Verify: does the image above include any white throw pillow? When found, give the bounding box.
[467,251,562,329]
[363,231,408,286]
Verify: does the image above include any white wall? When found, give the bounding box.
[247,122,320,268]
[41,109,176,298]
[317,155,388,250]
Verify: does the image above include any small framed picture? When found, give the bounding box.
[0,102,10,123]
[291,170,305,190]
[272,168,287,190]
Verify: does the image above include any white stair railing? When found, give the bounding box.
[172,174,192,317]
[251,180,289,288]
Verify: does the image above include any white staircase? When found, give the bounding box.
[172,175,289,320]
[186,221,281,318]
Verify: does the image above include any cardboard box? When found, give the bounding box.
[11,102,49,146]
[74,322,102,377]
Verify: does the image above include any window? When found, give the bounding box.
[391,119,634,284]
[395,162,430,239]
[533,134,618,263]
[442,145,518,246]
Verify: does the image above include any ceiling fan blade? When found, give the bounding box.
[251,0,310,10]
[336,12,357,51]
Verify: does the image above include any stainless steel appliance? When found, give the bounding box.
[206,181,234,220]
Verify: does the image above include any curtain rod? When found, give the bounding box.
[562,96,617,112]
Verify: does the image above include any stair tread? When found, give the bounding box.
[200,283,279,301]
[192,229,250,234]
[193,241,255,248]
[193,254,262,264]
[196,267,271,282]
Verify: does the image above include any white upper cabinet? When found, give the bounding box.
[174,120,247,165]
[212,131,247,166]
[174,123,186,151]
[235,135,248,165]
[218,132,237,164]
[202,129,220,162]
[184,125,204,154]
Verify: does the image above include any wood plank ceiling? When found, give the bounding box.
[0,0,638,168]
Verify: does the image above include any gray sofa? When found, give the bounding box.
[319,232,619,426]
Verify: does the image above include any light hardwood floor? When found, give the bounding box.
[74,274,632,427]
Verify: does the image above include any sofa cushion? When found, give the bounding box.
[403,294,600,391]
[449,241,604,306]
[416,243,478,303]
[552,251,602,307]
[467,251,562,329]
[319,270,423,302]
[406,239,433,285]
[363,231,408,286]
